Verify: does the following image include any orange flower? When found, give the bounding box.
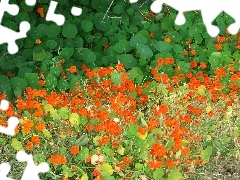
[182,147,190,156]
[38,80,45,86]
[35,122,45,131]
[190,60,197,68]
[164,37,171,42]
[138,127,146,135]
[149,32,154,38]
[37,7,44,17]
[217,36,226,43]
[26,141,33,150]
[165,58,174,65]
[157,58,165,66]
[199,62,207,69]
[123,156,132,165]
[215,43,222,50]
[191,49,196,56]
[116,63,125,71]
[183,49,188,56]
[68,66,77,73]
[231,74,239,81]
[70,146,79,155]
[103,43,110,49]
[149,12,156,18]
[165,159,174,168]
[31,135,40,145]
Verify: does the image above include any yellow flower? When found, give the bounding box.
[35,39,41,44]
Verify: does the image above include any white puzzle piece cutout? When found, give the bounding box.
[0,100,50,179]
[130,0,240,37]
[0,0,31,54]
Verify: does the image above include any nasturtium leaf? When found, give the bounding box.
[168,168,182,180]
[60,48,74,60]
[117,54,137,69]
[57,79,69,91]
[121,15,129,26]
[153,168,164,179]
[111,71,122,85]
[42,129,52,139]
[62,24,78,38]
[173,44,183,54]
[128,67,143,81]
[50,66,61,77]
[11,138,23,151]
[81,20,93,32]
[126,8,134,15]
[75,135,89,146]
[135,163,143,171]
[4,20,17,31]
[130,34,147,47]
[117,145,125,155]
[45,73,57,89]
[233,52,240,60]
[134,138,145,148]
[209,55,220,66]
[128,25,138,33]
[33,49,46,61]
[156,41,173,52]
[136,44,153,59]
[77,147,89,161]
[69,113,80,126]
[10,77,27,91]
[80,173,88,180]
[129,124,138,135]
[100,163,114,176]
[200,146,212,160]
[139,56,147,65]
[46,40,57,49]
[81,48,96,63]
[75,36,84,47]
[23,73,39,89]
[45,24,61,38]
[59,107,69,120]
[221,51,232,63]
[114,39,132,53]
[165,137,174,151]
[113,4,123,14]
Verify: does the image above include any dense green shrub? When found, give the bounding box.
[1,0,240,101]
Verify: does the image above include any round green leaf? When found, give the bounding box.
[116,54,137,69]
[45,73,57,89]
[113,4,123,14]
[114,39,132,53]
[60,48,74,59]
[130,34,147,47]
[11,138,23,151]
[57,79,69,91]
[111,71,122,85]
[10,77,27,91]
[62,24,78,38]
[156,41,173,52]
[81,20,93,32]
[153,168,164,180]
[136,44,153,59]
[81,48,96,63]
[168,168,182,180]
[46,40,57,49]
[45,24,61,38]
[33,49,46,61]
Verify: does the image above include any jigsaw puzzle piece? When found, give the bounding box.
[0,0,19,21]
[0,163,14,180]
[0,21,30,54]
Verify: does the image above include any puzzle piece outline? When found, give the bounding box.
[0,100,50,180]
[131,0,240,37]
